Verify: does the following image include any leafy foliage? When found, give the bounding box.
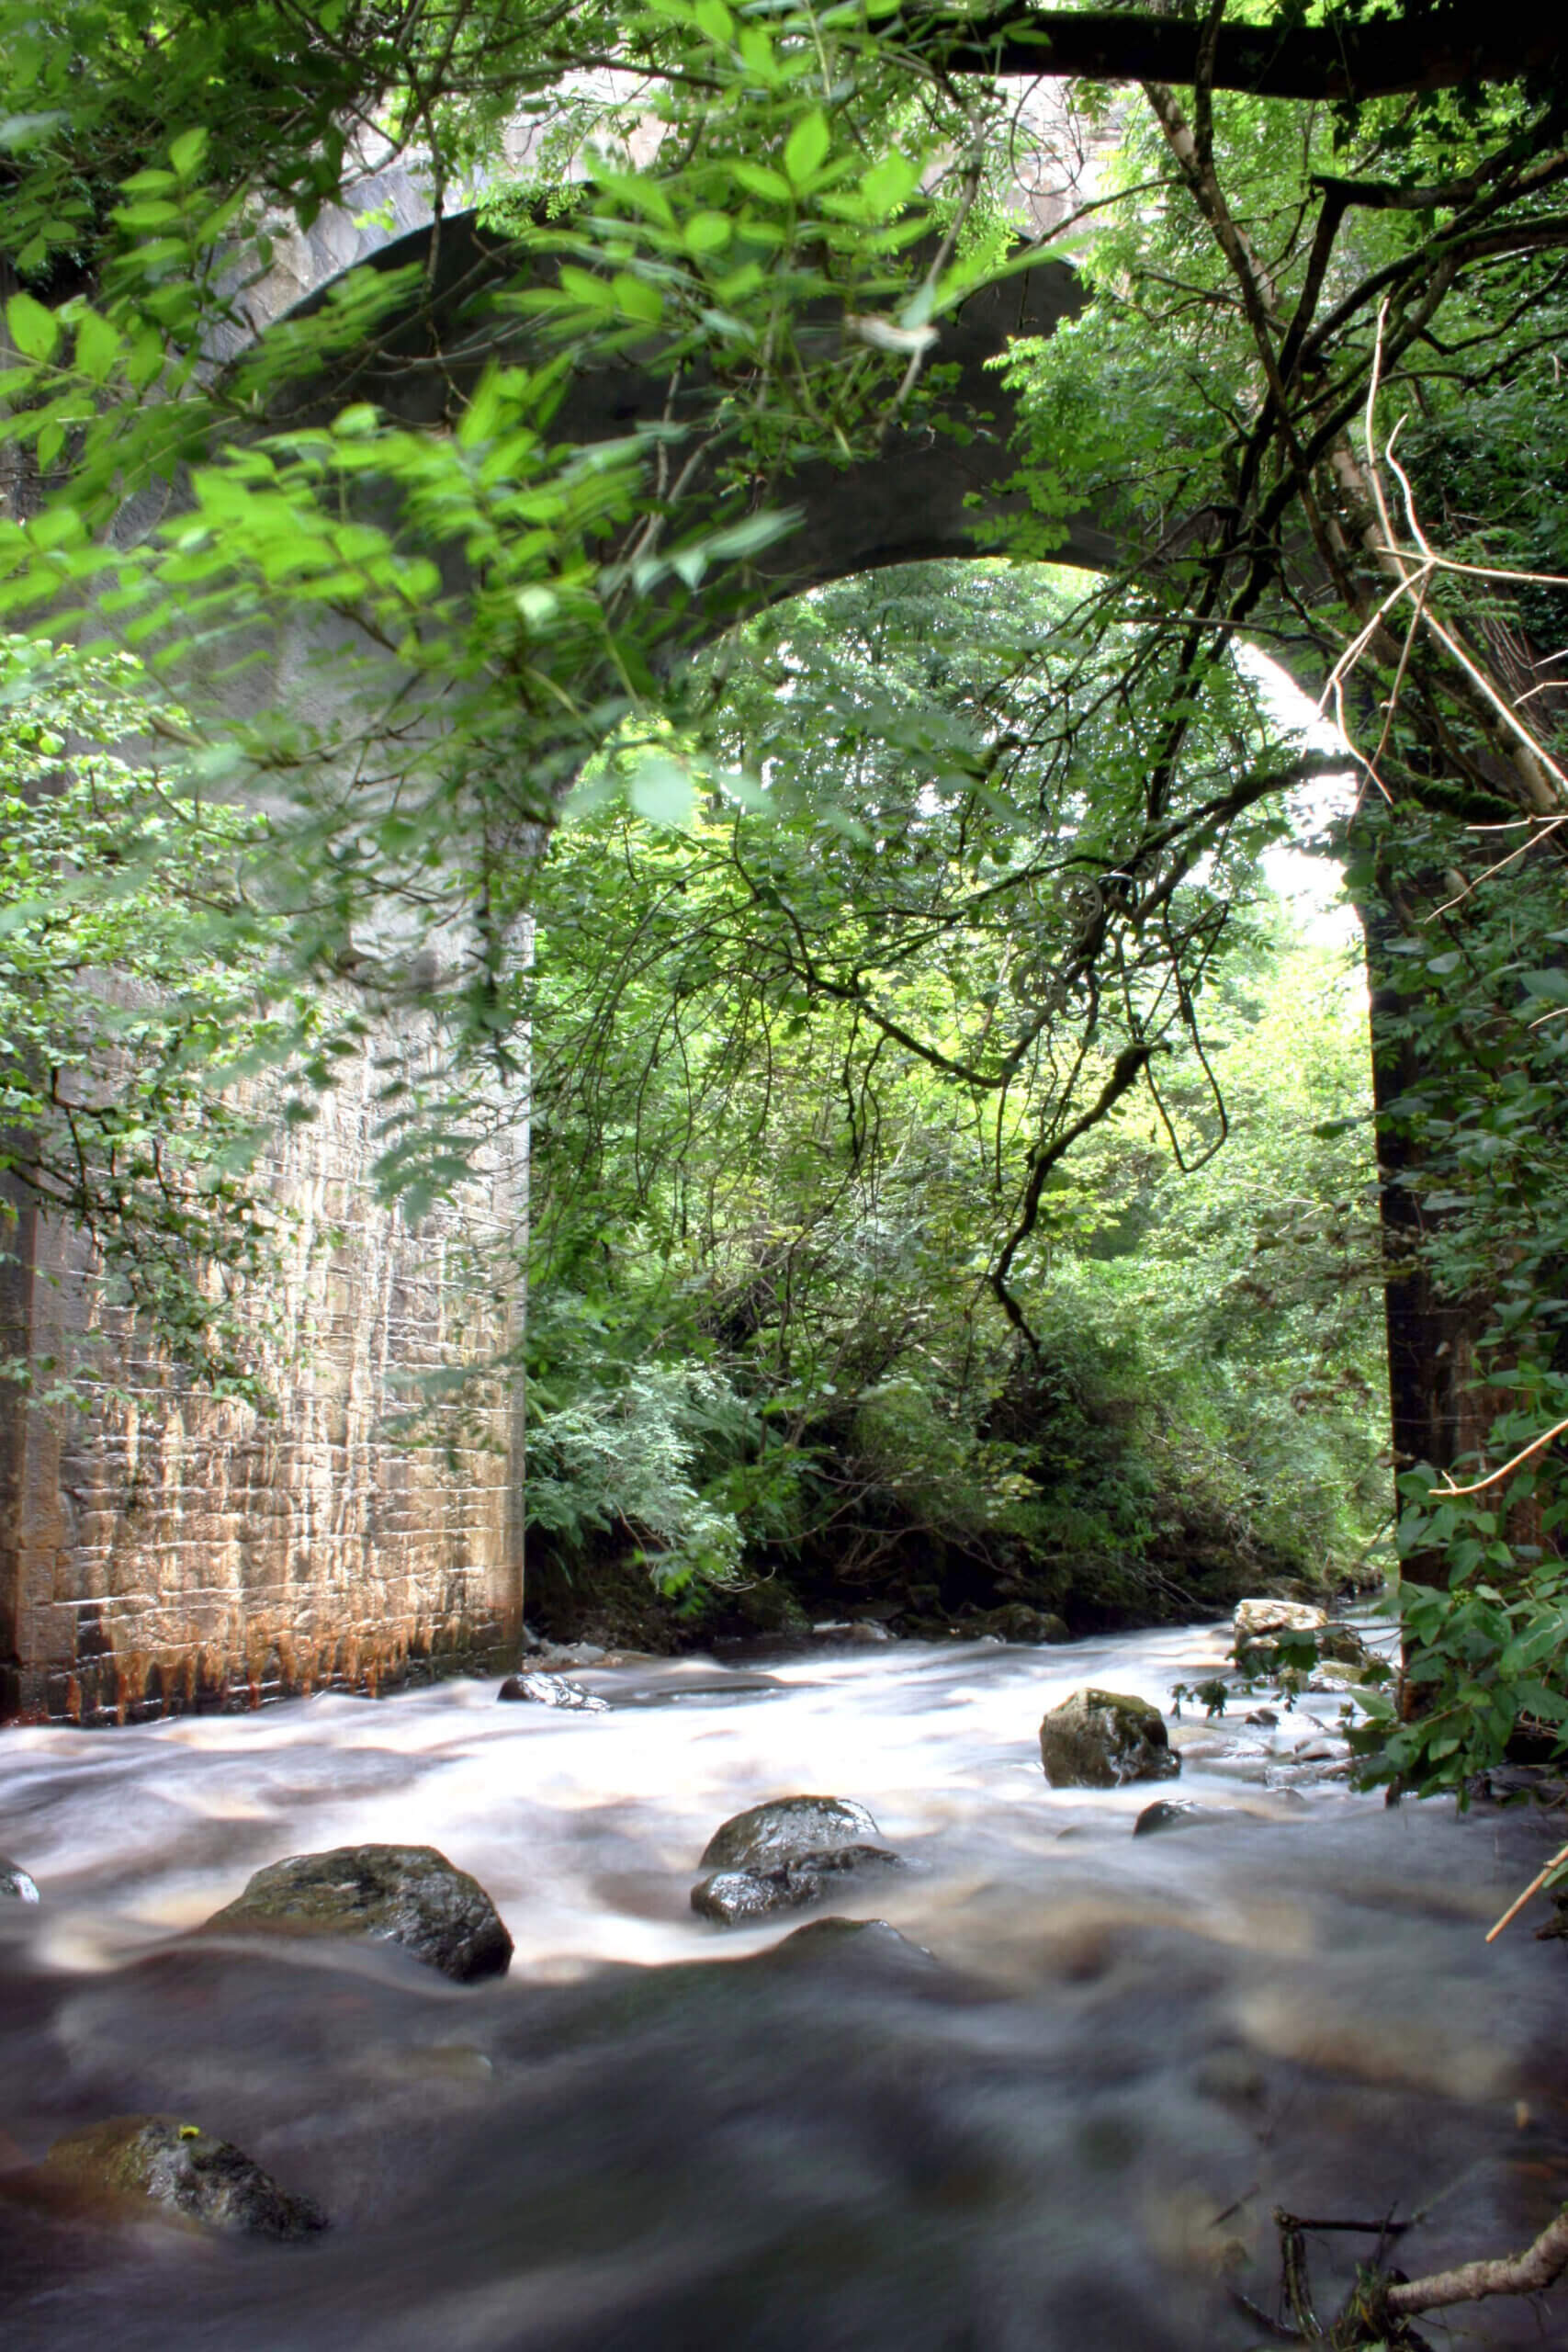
[521,561,1385,1626]
[0,636,300,1394]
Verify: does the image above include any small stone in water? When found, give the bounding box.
[0,1855,40,1902]
[1133,1800,1212,1838]
[40,2117,327,2239]
[498,1672,608,1712]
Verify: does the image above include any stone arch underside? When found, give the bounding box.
[0,213,1156,1724]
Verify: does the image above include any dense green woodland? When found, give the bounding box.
[3,1,1568,1801]
[524,561,1388,1642]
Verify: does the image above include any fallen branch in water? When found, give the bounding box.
[1253,2200,1568,2343]
[1385,2200,1568,2319]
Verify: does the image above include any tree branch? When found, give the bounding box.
[1388,2202,1568,2316]
[899,5,1564,105]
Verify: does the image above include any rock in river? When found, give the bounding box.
[202,1844,513,1982]
[39,2117,326,2239]
[1232,1597,1326,1645]
[1232,1598,1371,1674]
[1134,1799,1219,1838]
[498,1671,608,1712]
[691,1795,902,1926]
[1039,1689,1180,1789]
[1,1855,40,1902]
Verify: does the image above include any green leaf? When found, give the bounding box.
[736,26,778,81]
[859,149,919,217]
[6,291,59,363]
[169,127,209,181]
[612,273,664,325]
[729,161,793,205]
[693,0,734,40]
[558,265,615,310]
[74,309,118,385]
[784,110,831,191]
[683,211,733,256]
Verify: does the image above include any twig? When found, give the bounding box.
[1430,1415,1568,1498]
[1483,1837,1568,1943]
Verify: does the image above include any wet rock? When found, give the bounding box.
[498,1671,608,1712]
[971,1605,1070,1645]
[692,1847,902,1925]
[1244,1709,1279,1726]
[1233,1598,1326,1645]
[1233,1600,1371,1676]
[40,2117,326,2239]
[203,1844,513,1982]
[698,1797,879,1874]
[692,1795,900,1925]
[809,1619,892,1645]
[1039,1689,1180,1789]
[1133,1799,1213,1838]
[0,1856,39,1903]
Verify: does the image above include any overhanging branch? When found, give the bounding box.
[901,5,1562,104]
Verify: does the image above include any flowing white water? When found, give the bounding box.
[2,1624,1564,2348]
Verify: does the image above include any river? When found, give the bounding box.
[2,1621,1564,2347]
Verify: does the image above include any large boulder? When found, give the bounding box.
[1039,1689,1180,1789]
[39,2117,326,2239]
[1,1855,39,1902]
[202,1844,512,1982]
[691,1796,901,1926]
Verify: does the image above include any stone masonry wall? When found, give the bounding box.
[0,1029,526,1724]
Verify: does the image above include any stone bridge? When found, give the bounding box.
[1,205,1106,1722]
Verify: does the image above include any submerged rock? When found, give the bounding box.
[498,1671,609,1712]
[0,1856,39,1903]
[202,1844,513,1982]
[40,2117,326,2239]
[756,1917,932,1969]
[1133,1799,1213,1837]
[692,1796,901,1925]
[1039,1689,1180,1790]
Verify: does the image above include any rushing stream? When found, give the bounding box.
[2,1621,1565,2348]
